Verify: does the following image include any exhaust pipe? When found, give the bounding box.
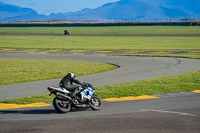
[56,92,76,105]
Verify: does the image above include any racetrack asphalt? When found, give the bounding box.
[0,96,200,133]
[0,52,200,132]
[0,52,200,100]
[0,31,200,133]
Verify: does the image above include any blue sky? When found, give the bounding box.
[1,0,119,15]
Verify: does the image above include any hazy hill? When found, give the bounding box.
[0,2,46,21]
[0,2,38,18]
[0,0,200,22]
[48,0,200,21]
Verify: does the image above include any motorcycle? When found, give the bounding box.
[64,30,69,36]
[47,83,102,113]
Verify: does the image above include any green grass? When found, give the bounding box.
[0,36,199,51]
[96,71,200,99]
[0,26,200,104]
[0,58,118,85]
[1,71,199,104]
[0,94,55,104]
[0,26,200,34]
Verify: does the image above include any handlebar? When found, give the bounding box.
[82,82,91,88]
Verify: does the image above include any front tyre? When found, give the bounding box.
[53,97,71,113]
[89,96,102,110]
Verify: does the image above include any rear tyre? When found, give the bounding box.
[89,96,102,110]
[53,97,71,113]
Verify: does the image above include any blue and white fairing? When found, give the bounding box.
[80,85,95,101]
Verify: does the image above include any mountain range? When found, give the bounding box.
[0,0,200,22]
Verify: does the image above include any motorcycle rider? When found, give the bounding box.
[59,72,84,97]
[64,29,69,35]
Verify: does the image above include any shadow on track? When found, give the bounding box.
[0,108,91,115]
[0,109,56,114]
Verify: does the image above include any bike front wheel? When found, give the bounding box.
[89,96,102,110]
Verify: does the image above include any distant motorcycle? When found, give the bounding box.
[47,83,102,113]
[64,30,70,35]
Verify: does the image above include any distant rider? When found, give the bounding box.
[59,72,83,96]
[64,29,69,35]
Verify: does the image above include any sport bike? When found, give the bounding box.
[47,83,102,113]
[64,30,69,35]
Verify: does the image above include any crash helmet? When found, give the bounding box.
[68,72,75,78]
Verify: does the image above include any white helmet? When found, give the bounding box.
[69,72,75,78]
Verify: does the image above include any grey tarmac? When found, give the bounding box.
[0,52,200,133]
[0,52,200,100]
[0,96,200,133]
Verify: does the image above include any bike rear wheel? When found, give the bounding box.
[53,97,71,113]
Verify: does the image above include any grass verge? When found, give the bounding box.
[1,71,199,104]
[0,58,118,85]
[96,71,200,99]
[0,26,200,34]
[0,36,200,51]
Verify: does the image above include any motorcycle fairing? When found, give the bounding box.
[48,86,71,94]
[81,86,95,100]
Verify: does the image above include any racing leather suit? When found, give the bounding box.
[59,74,83,96]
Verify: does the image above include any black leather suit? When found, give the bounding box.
[59,74,83,95]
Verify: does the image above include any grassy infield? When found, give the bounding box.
[0,58,117,85]
[0,26,200,104]
[0,36,199,51]
[1,26,200,34]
